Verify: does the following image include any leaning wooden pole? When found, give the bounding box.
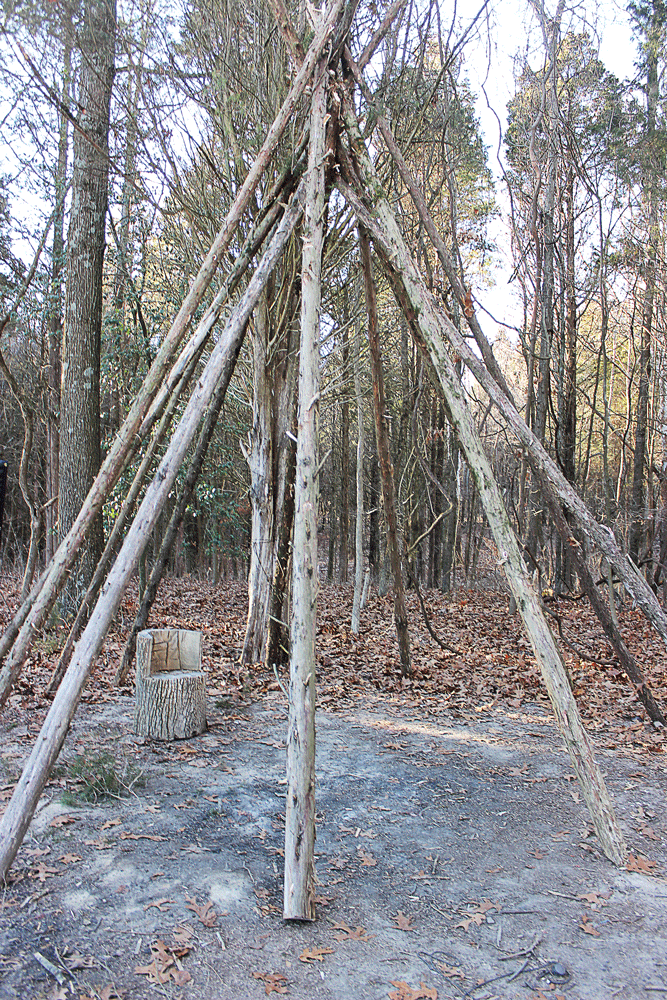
[283,59,327,922]
[359,229,411,676]
[46,346,201,696]
[0,0,342,703]
[114,336,240,687]
[0,188,305,881]
[338,103,627,865]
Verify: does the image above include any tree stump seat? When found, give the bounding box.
[134,628,206,740]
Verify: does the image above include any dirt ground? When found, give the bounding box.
[1,579,667,999]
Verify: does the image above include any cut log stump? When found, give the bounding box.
[134,629,206,740]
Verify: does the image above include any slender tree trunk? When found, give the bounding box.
[45,34,71,566]
[58,0,116,616]
[351,318,365,633]
[283,66,326,922]
[359,229,411,677]
[629,1,661,564]
[242,286,275,663]
[338,323,350,582]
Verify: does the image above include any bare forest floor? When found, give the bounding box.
[1,573,667,1000]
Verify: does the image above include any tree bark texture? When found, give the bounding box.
[58,0,116,614]
[359,229,411,676]
[242,288,276,663]
[0,184,305,881]
[45,34,71,566]
[283,63,326,922]
[134,629,206,740]
[351,318,365,633]
[338,105,627,865]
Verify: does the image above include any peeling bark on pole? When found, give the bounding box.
[283,61,327,922]
[0,0,342,705]
[0,187,305,881]
[337,110,627,866]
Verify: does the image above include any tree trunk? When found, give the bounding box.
[45,32,71,566]
[58,0,116,616]
[241,286,275,663]
[338,321,350,582]
[351,317,365,633]
[359,229,411,677]
[265,303,299,671]
[283,65,326,922]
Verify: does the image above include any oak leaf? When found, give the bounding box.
[32,863,59,882]
[438,963,464,979]
[49,814,75,828]
[144,898,174,912]
[392,911,415,931]
[186,894,217,926]
[299,946,334,963]
[135,959,171,985]
[388,980,438,1000]
[579,913,600,937]
[252,971,288,995]
[332,920,371,941]
[626,853,657,873]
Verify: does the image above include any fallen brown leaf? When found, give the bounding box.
[186,894,217,926]
[120,832,167,842]
[437,963,464,979]
[626,853,658,873]
[49,814,75,828]
[252,971,288,995]
[144,898,174,912]
[388,980,438,1000]
[392,911,415,931]
[299,946,334,963]
[332,920,371,941]
[579,913,600,937]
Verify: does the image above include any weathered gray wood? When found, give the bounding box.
[283,57,327,922]
[0,185,305,882]
[135,629,206,740]
[338,99,627,866]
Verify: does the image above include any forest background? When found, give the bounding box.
[0,0,666,671]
